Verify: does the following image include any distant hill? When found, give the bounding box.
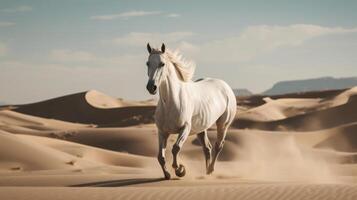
[263,77,357,95]
[233,88,253,97]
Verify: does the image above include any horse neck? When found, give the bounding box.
[159,62,183,106]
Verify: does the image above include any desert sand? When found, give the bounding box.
[1,88,357,199]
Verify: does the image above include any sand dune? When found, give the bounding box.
[11,90,156,127]
[0,130,152,172]
[0,130,79,171]
[237,97,324,121]
[1,88,357,199]
[236,88,346,108]
[85,90,157,108]
[235,87,357,131]
[0,110,89,131]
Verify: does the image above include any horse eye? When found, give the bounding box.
[160,62,165,67]
[146,62,149,66]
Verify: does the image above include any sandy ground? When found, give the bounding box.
[1,87,357,199]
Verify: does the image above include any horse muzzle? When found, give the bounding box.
[146,81,157,95]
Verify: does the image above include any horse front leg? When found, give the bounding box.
[157,132,171,180]
[172,123,191,177]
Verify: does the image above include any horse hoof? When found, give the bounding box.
[164,171,171,180]
[207,165,214,175]
[175,164,186,177]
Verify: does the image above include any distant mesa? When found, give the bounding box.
[233,88,253,97]
[263,76,357,95]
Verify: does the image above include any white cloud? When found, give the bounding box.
[0,22,15,27]
[0,48,149,103]
[50,49,96,62]
[49,49,145,68]
[197,24,357,63]
[1,5,32,13]
[0,43,7,56]
[100,54,145,67]
[0,56,149,103]
[167,13,180,18]
[112,32,194,47]
[176,41,200,57]
[91,10,162,20]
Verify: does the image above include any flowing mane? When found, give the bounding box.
[165,50,196,82]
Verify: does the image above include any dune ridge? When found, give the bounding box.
[10,90,156,127]
[235,87,357,131]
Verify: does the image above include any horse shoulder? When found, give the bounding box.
[155,91,193,133]
[176,87,194,124]
[154,103,163,126]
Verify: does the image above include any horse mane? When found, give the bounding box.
[165,49,196,82]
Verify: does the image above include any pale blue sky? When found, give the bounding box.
[1,0,357,103]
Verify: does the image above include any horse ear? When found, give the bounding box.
[161,43,166,53]
[147,43,152,53]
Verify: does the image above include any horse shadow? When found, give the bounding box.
[70,177,168,187]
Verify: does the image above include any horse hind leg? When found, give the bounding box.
[208,110,234,174]
[197,130,212,174]
[207,123,227,174]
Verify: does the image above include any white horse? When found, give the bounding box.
[145,43,237,179]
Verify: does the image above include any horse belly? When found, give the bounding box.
[190,105,224,134]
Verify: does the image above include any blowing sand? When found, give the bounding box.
[1,88,357,199]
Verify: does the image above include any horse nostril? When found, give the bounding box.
[146,82,157,94]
